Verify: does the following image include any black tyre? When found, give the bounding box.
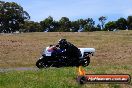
[36,59,49,69]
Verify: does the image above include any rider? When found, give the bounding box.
[58,39,68,49]
[58,39,81,58]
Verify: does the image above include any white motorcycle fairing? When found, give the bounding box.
[79,48,95,58]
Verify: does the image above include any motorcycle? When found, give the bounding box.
[36,39,95,68]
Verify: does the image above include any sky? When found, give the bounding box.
[3,0,132,24]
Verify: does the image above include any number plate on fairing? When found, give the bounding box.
[45,51,52,56]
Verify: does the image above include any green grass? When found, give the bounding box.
[1,66,132,88]
[0,67,78,88]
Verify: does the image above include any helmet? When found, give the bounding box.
[58,39,68,49]
[58,39,67,44]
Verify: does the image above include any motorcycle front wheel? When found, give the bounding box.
[36,59,49,69]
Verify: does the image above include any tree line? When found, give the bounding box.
[0,1,132,33]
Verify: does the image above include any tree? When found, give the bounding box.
[77,19,87,27]
[51,21,60,32]
[99,16,107,29]
[127,16,132,30]
[76,19,88,32]
[0,1,30,33]
[96,24,101,31]
[23,21,42,32]
[70,21,80,32]
[84,18,95,31]
[40,16,55,32]
[58,17,71,32]
[105,21,116,31]
[116,17,127,30]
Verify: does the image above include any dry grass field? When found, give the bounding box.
[0,31,132,68]
[0,31,132,88]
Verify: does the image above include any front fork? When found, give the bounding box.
[39,56,43,60]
